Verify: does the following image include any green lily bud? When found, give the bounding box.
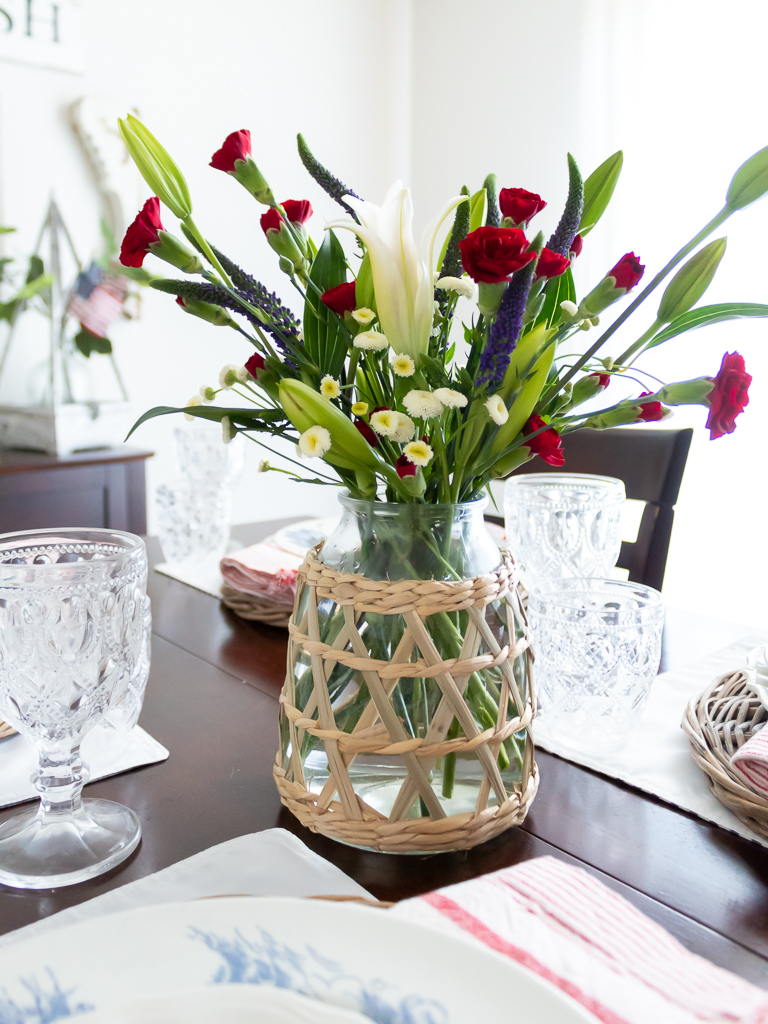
[175,295,234,327]
[492,336,556,453]
[477,281,507,318]
[118,114,192,220]
[726,144,768,211]
[655,377,715,407]
[497,323,554,402]
[490,447,534,478]
[354,469,377,499]
[150,231,204,275]
[657,238,726,323]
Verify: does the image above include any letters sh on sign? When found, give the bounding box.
[0,0,83,73]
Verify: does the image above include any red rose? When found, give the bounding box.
[535,247,571,281]
[705,351,751,440]
[498,188,546,227]
[589,372,611,389]
[321,281,357,315]
[570,233,583,258]
[637,392,664,422]
[609,253,645,291]
[354,418,378,447]
[523,414,565,466]
[260,208,283,235]
[210,130,251,173]
[281,199,313,225]
[120,197,163,268]
[458,227,536,284]
[245,352,265,377]
[396,453,416,477]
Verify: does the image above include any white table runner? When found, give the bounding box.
[535,632,768,848]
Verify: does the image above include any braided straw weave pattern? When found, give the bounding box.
[274,545,537,853]
[0,719,15,740]
[682,669,768,839]
[220,584,292,628]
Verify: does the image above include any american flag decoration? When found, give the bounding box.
[66,262,127,338]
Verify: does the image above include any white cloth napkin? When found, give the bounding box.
[392,856,768,1024]
[0,828,373,949]
[0,726,168,810]
[534,632,768,849]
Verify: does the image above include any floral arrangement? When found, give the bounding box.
[121,115,767,504]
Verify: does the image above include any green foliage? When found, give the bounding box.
[468,189,487,233]
[126,403,284,439]
[528,267,576,332]
[579,151,623,236]
[657,238,726,323]
[647,302,768,348]
[74,326,112,358]
[303,230,348,379]
[26,255,44,284]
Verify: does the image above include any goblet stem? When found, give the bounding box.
[33,744,90,822]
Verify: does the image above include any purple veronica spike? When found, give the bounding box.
[477,264,535,386]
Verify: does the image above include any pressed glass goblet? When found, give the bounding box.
[0,528,148,889]
[156,481,232,565]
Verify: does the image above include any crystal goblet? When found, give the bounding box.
[0,529,148,889]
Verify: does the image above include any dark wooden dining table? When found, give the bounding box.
[1,518,767,987]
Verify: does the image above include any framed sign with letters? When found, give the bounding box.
[0,0,82,73]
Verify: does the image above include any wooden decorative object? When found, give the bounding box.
[682,669,768,839]
[274,545,537,853]
[220,584,292,628]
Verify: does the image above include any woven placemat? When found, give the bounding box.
[220,584,292,628]
[682,669,768,839]
[0,719,16,740]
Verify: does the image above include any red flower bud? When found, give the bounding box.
[705,351,752,440]
[281,199,313,225]
[589,372,611,389]
[210,130,251,173]
[458,226,536,284]
[396,453,416,477]
[570,233,583,258]
[260,208,283,235]
[245,352,265,377]
[354,418,378,447]
[535,247,571,281]
[120,197,163,268]
[321,281,357,315]
[522,414,565,466]
[609,252,645,291]
[637,392,664,422]
[498,188,547,227]
[176,296,186,308]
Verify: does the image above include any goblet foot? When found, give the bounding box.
[0,798,141,890]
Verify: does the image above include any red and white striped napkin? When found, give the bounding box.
[391,856,768,1024]
[220,542,303,604]
[732,728,768,794]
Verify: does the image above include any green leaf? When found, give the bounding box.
[356,249,375,312]
[117,265,157,285]
[0,299,19,323]
[647,302,768,348]
[527,267,576,332]
[468,189,487,234]
[26,255,44,284]
[74,327,112,358]
[0,226,16,234]
[17,273,53,300]
[579,151,623,237]
[304,229,347,379]
[126,404,284,440]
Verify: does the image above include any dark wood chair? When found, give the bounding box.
[500,427,693,591]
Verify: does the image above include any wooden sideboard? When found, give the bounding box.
[0,447,153,535]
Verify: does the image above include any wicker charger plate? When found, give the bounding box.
[0,719,16,740]
[220,584,292,628]
[682,669,768,839]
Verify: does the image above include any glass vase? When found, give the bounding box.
[276,495,536,853]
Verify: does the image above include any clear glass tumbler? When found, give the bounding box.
[504,473,625,591]
[156,481,232,564]
[174,421,245,485]
[0,529,148,889]
[528,578,664,754]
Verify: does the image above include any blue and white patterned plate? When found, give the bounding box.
[0,896,592,1023]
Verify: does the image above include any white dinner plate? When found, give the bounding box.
[0,896,593,1023]
[267,517,340,557]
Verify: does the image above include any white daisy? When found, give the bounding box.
[221,416,236,444]
[218,363,240,389]
[390,412,416,443]
[319,375,341,400]
[433,387,467,409]
[435,276,476,301]
[485,394,509,426]
[403,440,433,466]
[353,330,388,351]
[184,394,203,422]
[392,354,416,377]
[402,389,444,419]
[298,425,332,458]
[351,307,376,326]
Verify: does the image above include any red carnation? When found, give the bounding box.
[175,296,186,309]
[637,392,665,422]
[245,352,265,377]
[355,418,378,447]
[609,252,645,291]
[523,414,565,466]
[498,188,547,227]
[536,247,571,281]
[396,453,416,477]
[705,352,751,440]
[589,372,611,389]
[260,208,283,234]
[210,130,251,173]
[570,234,583,258]
[458,226,536,284]
[321,281,357,315]
[120,197,164,268]
[281,199,313,225]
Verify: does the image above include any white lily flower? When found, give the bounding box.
[326,183,468,362]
